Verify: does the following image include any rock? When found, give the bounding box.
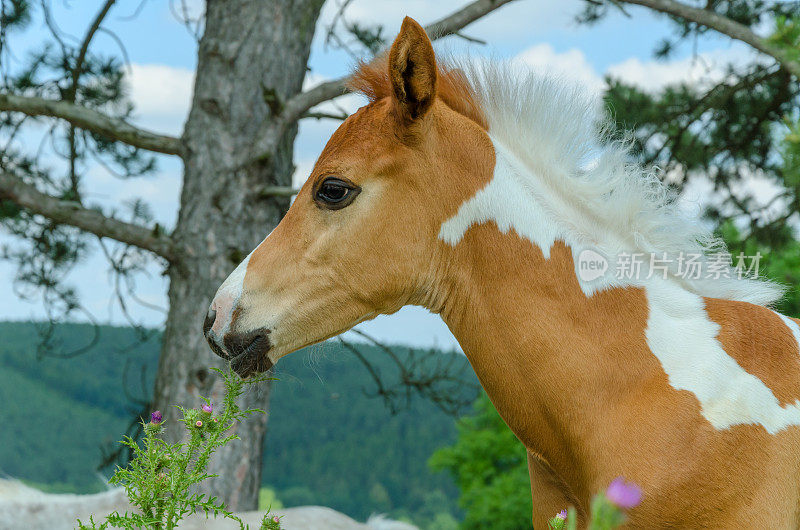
[0,480,419,530]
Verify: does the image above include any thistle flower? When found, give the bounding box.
[202,403,213,413]
[606,477,642,509]
[548,509,568,530]
[272,516,280,523]
[93,369,266,530]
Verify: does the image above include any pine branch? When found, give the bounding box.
[0,93,182,156]
[0,170,179,262]
[249,0,520,162]
[616,0,800,78]
[72,0,117,96]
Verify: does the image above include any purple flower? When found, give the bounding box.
[555,509,567,520]
[606,477,642,509]
[150,410,163,424]
[202,403,213,414]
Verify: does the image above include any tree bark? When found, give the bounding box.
[151,0,324,510]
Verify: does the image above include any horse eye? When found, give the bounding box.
[319,181,348,201]
[314,177,360,210]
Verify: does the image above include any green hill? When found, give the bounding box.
[0,321,476,524]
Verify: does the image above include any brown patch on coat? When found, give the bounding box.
[705,298,800,407]
[441,225,800,527]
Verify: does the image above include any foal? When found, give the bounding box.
[205,17,800,528]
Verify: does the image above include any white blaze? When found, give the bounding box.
[210,253,251,337]
[209,228,278,338]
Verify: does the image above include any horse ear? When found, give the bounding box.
[388,17,437,123]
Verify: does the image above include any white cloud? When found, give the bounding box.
[512,42,765,97]
[302,72,329,90]
[317,0,582,51]
[127,63,195,135]
[322,0,457,35]
[606,46,761,93]
[456,0,584,45]
[514,43,605,94]
[82,160,182,229]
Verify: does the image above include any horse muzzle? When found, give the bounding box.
[203,308,273,378]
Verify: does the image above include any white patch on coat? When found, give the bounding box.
[439,138,800,434]
[645,279,800,434]
[438,140,561,256]
[446,60,782,305]
[439,137,637,298]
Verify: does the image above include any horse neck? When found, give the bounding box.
[431,192,665,500]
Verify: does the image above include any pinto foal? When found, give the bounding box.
[204,17,800,528]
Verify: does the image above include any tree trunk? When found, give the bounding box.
[152,0,324,510]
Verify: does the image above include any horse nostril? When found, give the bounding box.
[225,330,261,357]
[224,328,273,377]
[203,308,216,336]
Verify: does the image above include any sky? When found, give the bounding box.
[0,0,779,350]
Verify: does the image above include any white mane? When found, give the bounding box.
[455,59,783,306]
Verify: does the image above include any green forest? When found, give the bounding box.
[0,321,478,526]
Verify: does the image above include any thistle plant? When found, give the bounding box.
[77,368,280,530]
[548,477,642,530]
